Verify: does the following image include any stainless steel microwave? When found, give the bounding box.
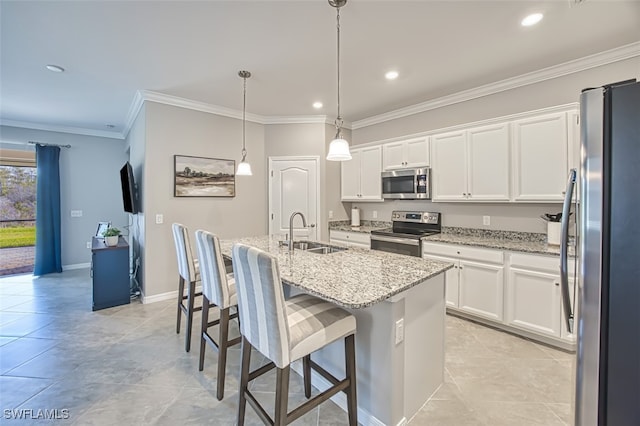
[381,167,431,200]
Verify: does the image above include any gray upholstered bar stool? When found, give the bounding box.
[171,223,202,352]
[232,243,358,426]
[194,229,241,400]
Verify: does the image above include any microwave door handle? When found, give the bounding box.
[414,174,419,194]
[560,168,576,334]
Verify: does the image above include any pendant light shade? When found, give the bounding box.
[327,0,351,162]
[236,70,253,176]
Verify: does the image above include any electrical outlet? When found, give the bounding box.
[329,210,334,219]
[395,318,404,345]
[155,214,163,224]
[86,241,91,249]
[70,210,83,217]
[483,215,491,226]
[373,210,378,219]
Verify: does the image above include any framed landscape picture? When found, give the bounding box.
[174,155,235,197]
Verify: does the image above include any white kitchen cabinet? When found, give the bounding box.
[431,123,510,202]
[423,253,459,308]
[423,242,504,320]
[329,230,370,249]
[341,146,382,201]
[511,112,569,202]
[382,137,429,170]
[506,253,577,341]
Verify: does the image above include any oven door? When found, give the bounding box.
[381,168,430,199]
[370,235,422,257]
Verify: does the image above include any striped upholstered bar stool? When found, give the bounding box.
[232,243,358,426]
[171,223,202,352]
[194,230,241,400]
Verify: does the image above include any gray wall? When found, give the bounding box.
[135,101,267,299]
[0,125,128,267]
[351,58,640,232]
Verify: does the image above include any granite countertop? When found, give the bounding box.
[424,227,568,256]
[328,220,390,234]
[219,235,452,309]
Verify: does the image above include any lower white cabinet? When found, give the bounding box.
[424,242,576,349]
[506,252,577,343]
[329,230,370,249]
[423,242,504,321]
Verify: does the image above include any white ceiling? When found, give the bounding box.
[1,0,639,138]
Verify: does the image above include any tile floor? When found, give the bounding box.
[0,269,575,425]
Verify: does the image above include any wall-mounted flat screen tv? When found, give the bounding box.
[120,161,138,214]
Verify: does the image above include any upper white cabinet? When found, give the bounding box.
[382,137,430,170]
[431,123,510,202]
[511,112,569,202]
[341,146,382,201]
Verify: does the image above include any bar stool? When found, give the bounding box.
[232,243,358,426]
[171,223,202,352]
[194,230,241,400]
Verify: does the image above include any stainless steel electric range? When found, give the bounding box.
[370,211,441,257]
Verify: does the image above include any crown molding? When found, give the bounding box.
[351,41,640,130]
[0,119,124,140]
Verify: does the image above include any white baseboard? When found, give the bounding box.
[63,263,91,271]
[141,285,203,304]
[290,361,387,426]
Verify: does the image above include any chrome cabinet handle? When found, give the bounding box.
[308,224,316,228]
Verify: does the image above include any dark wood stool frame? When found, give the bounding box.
[176,275,202,352]
[199,294,241,400]
[237,334,358,426]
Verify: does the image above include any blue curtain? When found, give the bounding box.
[34,145,62,275]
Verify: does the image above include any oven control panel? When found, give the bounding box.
[391,211,440,224]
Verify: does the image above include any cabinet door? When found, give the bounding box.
[458,260,504,321]
[431,131,467,201]
[359,146,382,200]
[382,142,405,170]
[341,150,361,201]
[467,123,510,201]
[404,137,430,168]
[424,254,459,308]
[511,112,568,201]
[506,268,561,338]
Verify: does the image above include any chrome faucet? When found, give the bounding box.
[288,211,307,252]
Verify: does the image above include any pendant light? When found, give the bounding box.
[236,70,253,176]
[326,0,352,161]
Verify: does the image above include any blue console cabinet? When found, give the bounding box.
[91,236,130,311]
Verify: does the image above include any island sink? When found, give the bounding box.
[279,240,348,254]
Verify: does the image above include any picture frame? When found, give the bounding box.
[95,222,111,237]
[174,155,235,197]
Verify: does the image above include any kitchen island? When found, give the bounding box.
[219,235,453,426]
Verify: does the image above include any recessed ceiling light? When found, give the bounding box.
[385,71,399,80]
[521,13,543,27]
[45,64,65,73]
[313,101,323,109]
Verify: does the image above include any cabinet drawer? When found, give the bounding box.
[422,242,503,264]
[329,230,371,246]
[510,253,559,273]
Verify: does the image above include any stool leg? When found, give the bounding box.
[237,336,252,426]
[185,280,196,352]
[345,334,358,426]
[198,296,210,372]
[216,307,230,401]
[176,276,185,334]
[303,355,311,398]
[274,365,290,426]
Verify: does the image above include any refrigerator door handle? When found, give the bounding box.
[560,168,577,333]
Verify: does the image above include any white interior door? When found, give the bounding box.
[269,157,319,241]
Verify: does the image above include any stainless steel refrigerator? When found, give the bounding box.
[560,79,640,425]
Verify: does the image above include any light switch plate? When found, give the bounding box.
[329,210,333,219]
[373,211,378,219]
[395,318,404,345]
[155,214,163,224]
[70,210,83,217]
[483,216,491,226]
